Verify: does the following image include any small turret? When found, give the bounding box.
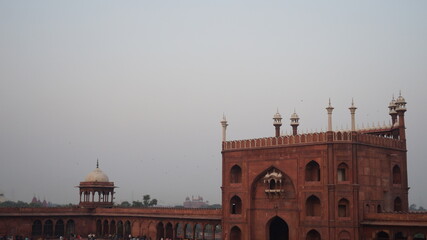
[389,95,398,125]
[273,109,282,137]
[290,110,299,136]
[395,92,407,111]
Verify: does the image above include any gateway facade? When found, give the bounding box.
[1,94,427,240]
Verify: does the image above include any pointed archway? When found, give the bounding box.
[268,217,288,240]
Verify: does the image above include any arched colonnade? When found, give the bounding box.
[94,218,222,240]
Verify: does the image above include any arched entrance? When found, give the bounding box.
[230,226,241,240]
[268,217,288,240]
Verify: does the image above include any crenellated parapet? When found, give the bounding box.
[222,132,328,151]
[357,133,405,149]
[222,131,405,151]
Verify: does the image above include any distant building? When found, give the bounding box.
[183,196,209,208]
[30,196,52,207]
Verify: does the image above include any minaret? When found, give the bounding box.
[395,92,407,140]
[349,99,357,131]
[273,109,282,137]
[290,110,300,136]
[388,95,398,125]
[220,114,228,142]
[326,99,334,132]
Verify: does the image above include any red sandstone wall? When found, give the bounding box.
[222,133,408,240]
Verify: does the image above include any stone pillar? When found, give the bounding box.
[326,99,334,132]
[349,99,357,131]
[220,115,228,142]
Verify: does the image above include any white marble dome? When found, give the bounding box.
[84,167,109,182]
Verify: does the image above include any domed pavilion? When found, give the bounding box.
[78,160,116,208]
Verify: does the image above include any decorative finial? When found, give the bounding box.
[96,159,99,168]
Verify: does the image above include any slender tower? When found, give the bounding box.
[221,115,228,142]
[273,110,282,137]
[389,95,398,125]
[395,92,407,141]
[326,99,334,132]
[290,110,300,136]
[349,99,357,131]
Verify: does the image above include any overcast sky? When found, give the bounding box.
[0,1,426,207]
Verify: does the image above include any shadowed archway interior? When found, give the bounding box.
[269,217,288,240]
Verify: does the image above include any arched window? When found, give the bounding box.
[204,224,214,240]
[103,220,109,236]
[175,223,184,239]
[110,220,116,235]
[44,220,53,237]
[338,198,350,217]
[306,229,321,240]
[195,224,203,240]
[269,179,277,189]
[117,221,123,238]
[230,196,242,214]
[124,221,131,237]
[230,165,242,184]
[305,161,320,181]
[393,165,402,184]
[377,204,382,213]
[376,231,390,240]
[230,226,241,240]
[32,220,42,236]
[394,232,405,240]
[96,220,102,236]
[337,163,348,182]
[394,197,402,211]
[365,204,370,212]
[214,225,222,240]
[185,224,193,239]
[165,223,173,239]
[306,195,321,217]
[156,222,164,240]
[55,220,65,237]
[65,220,75,237]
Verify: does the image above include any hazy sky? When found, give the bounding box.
[0,1,426,206]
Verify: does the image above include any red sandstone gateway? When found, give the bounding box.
[1,94,427,240]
